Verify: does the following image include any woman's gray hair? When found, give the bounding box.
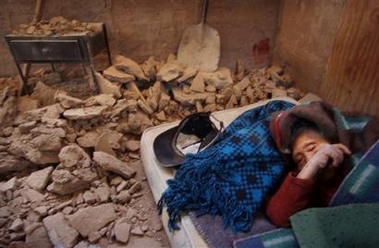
[289,118,327,151]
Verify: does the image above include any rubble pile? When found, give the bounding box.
[100,54,303,126]
[12,16,100,36]
[0,51,305,247]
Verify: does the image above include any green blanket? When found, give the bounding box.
[290,203,379,248]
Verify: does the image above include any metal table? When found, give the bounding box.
[5,23,111,94]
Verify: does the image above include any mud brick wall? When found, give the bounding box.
[0,0,280,76]
[273,0,344,94]
[274,0,379,116]
[1,0,378,116]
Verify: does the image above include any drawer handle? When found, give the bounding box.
[42,48,51,54]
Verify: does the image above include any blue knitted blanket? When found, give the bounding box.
[158,100,295,233]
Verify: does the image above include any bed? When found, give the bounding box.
[141,94,379,247]
[140,96,300,247]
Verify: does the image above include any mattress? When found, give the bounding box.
[140,97,299,248]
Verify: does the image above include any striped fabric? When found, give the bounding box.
[233,228,299,248]
[330,139,379,206]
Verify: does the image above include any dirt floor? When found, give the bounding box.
[115,159,170,248]
[44,70,175,247]
[0,72,173,248]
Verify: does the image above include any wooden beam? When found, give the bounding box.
[31,0,44,25]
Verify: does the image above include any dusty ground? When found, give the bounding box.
[56,75,172,247]
[0,72,172,248]
[0,51,303,247]
[125,159,170,248]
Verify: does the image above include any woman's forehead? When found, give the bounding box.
[292,130,327,152]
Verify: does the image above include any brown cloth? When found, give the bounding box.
[269,101,379,156]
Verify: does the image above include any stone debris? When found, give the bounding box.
[30,103,65,120]
[9,218,23,232]
[21,188,45,203]
[25,222,53,248]
[13,16,100,36]
[94,184,110,203]
[30,82,59,108]
[94,72,122,98]
[111,99,138,118]
[141,56,158,80]
[171,87,210,106]
[0,152,34,174]
[95,133,117,157]
[25,224,53,248]
[177,67,197,83]
[43,212,79,248]
[13,133,49,157]
[47,145,98,195]
[190,73,206,93]
[0,44,306,247]
[156,60,184,82]
[63,105,108,120]
[17,96,40,113]
[114,218,131,243]
[109,176,123,186]
[0,176,17,192]
[114,55,149,82]
[124,139,140,152]
[272,88,288,98]
[103,66,135,84]
[0,207,12,218]
[0,218,7,228]
[93,151,135,179]
[66,203,116,237]
[76,130,99,148]
[116,180,128,193]
[131,226,144,236]
[83,190,97,204]
[234,59,246,81]
[99,131,123,151]
[34,206,48,217]
[115,190,131,204]
[129,181,142,195]
[0,88,18,129]
[204,67,234,90]
[127,82,153,114]
[84,94,116,107]
[25,166,54,191]
[54,92,83,109]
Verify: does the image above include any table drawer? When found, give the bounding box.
[8,40,85,62]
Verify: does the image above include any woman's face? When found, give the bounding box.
[292,130,341,182]
[292,130,329,171]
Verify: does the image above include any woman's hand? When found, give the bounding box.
[297,143,351,179]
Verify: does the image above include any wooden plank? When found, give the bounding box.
[319,0,379,117]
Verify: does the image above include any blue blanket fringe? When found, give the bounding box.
[158,100,295,233]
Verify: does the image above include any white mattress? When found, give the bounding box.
[140,97,299,248]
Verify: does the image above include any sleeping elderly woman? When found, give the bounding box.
[158,99,379,233]
[266,102,379,228]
